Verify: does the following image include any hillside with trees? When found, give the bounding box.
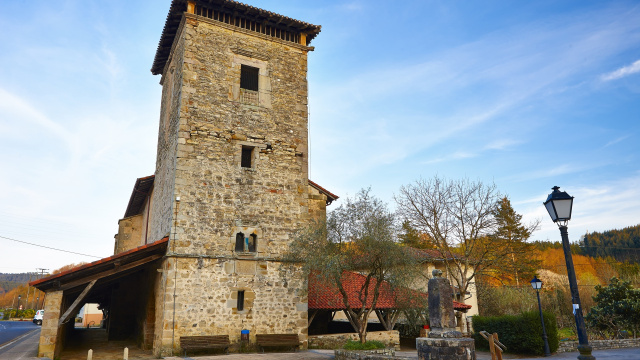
[581,225,640,262]
[0,273,35,295]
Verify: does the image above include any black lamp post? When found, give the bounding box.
[544,186,595,360]
[531,276,551,357]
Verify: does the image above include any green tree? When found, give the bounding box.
[398,220,435,249]
[282,189,418,343]
[586,277,640,338]
[491,197,540,286]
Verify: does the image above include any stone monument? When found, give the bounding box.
[417,270,475,360]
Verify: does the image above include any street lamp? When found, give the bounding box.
[544,186,595,360]
[531,276,551,357]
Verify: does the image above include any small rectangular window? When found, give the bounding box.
[237,290,245,311]
[240,65,259,91]
[241,146,253,168]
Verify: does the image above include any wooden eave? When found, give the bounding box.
[29,237,168,292]
[123,175,155,218]
[151,0,321,75]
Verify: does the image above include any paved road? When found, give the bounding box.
[164,347,640,360]
[0,321,41,360]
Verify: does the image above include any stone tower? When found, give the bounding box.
[148,0,321,355]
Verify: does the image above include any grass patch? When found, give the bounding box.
[343,340,386,350]
[558,327,577,341]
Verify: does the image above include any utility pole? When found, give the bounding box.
[25,273,32,310]
[36,268,48,310]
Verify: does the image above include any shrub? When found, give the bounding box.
[473,311,558,355]
[343,340,386,350]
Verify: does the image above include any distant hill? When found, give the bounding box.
[581,224,640,262]
[0,273,35,295]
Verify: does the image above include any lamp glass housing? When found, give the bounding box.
[531,276,543,290]
[543,186,574,222]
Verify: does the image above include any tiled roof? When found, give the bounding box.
[30,237,168,291]
[308,180,339,205]
[405,246,460,261]
[308,271,471,311]
[152,0,322,75]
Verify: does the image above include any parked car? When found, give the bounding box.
[33,310,44,325]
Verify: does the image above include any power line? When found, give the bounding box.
[0,235,101,258]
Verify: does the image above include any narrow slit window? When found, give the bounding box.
[241,146,253,168]
[235,232,245,252]
[248,234,257,252]
[237,290,245,311]
[240,65,259,91]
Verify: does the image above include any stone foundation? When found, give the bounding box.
[416,337,475,360]
[558,338,640,352]
[335,348,408,360]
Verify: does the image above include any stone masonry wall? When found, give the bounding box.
[151,12,313,356]
[114,214,143,254]
[558,338,640,352]
[308,185,328,221]
[309,331,401,350]
[170,14,310,258]
[148,18,186,244]
[37,290,63,359]
[155,256,307,355]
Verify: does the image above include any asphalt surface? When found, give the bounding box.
[0,321,41,360]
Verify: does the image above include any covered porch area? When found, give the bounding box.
[30,238,168,359]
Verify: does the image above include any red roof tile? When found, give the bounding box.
[308,271,471,311]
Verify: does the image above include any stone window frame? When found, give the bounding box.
[236,141,266,171]
[229,54,271,108]
[229,287,255,314]
[230,226,262,255]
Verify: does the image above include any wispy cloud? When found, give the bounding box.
[603,135,630,148]
[422,151,477,165]
[484,139,521,150]
[601,59,640,81]
[523,173,640,242]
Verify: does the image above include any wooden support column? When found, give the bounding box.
[187,1,196,14]
[299,33,307,46]
[308,309,319,326]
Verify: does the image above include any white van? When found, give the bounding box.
[33,310,44,325]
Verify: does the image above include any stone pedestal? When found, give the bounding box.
[417,270,476,360]
[417,337,475,360]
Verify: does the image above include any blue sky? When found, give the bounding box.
[0,0,638,273]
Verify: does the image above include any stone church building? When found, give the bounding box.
[31,0,337,357]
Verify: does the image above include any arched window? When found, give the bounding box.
[235,232,244,252]
[248,234,257,252]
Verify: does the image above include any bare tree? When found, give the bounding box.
[283,188,418,343]
[395,177,505,305]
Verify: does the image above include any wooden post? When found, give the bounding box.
[488,333,496,360]
[187,1,196,14]
[494,333,503,360]
[299,33,307,46]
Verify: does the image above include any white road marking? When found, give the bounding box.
[0,329,38,351]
